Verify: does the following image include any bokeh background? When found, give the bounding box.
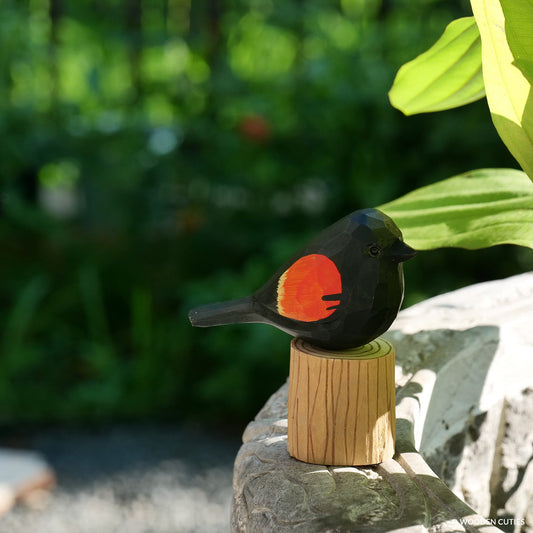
[2,0,532,429]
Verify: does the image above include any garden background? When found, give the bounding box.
[1,0,531,428]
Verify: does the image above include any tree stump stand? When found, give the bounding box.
[288,337,395,465]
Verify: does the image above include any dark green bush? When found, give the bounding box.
[0,0,530,425]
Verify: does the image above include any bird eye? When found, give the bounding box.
[367,244,382,258]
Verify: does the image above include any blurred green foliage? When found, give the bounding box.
[1,0,531,425]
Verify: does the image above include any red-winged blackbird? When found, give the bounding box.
[189,208,416,350]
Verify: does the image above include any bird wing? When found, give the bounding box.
[276,254,342,322]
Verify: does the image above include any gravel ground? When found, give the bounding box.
[0,424,242,533]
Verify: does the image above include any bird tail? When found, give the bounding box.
[188,295,262,327]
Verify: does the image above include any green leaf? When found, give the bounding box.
[379,168,533,250]
[471,0,533,180]
[2,276,49,353]
[513,58,533,85]
[500,0,533,83]
[389,17,485,115]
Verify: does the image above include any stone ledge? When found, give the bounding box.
[232,273,533,532]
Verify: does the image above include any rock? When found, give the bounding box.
[388,273,533,528]
[232,273,533,532]
[235,391,426,531]
[0,448,55,515]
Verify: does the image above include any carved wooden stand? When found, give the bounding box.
[287,337,395,466]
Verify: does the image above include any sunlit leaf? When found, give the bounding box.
[471,0,533,180]
[389,17,485,115]
[379,168,533,250]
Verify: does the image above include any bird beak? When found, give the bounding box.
[389,240,417,263]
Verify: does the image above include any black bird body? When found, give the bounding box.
[189,208,416,350]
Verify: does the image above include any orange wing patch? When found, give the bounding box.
[277,254,342,322]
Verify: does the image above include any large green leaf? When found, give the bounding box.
[389,17,485,115]
[471,0,533,180]
[379,168,533,250]
[500,0,533,84]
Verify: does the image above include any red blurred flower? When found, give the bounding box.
[238,114,271,143]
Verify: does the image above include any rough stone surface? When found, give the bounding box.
[388,273,533,529]
[234,391,429,532]
[232,273,533,533]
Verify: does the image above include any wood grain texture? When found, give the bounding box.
[287,337,395,465]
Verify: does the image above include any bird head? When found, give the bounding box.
[351,208,417,264]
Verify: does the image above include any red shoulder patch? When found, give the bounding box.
[277,254,342,322]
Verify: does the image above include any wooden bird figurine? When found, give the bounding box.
[189,208,416,350]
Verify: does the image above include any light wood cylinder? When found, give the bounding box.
[287,337,395,466]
